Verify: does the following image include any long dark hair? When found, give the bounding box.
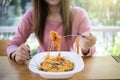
[32,0,72,44]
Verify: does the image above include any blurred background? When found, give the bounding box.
[0,0,120,56]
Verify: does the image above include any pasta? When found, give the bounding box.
[40,57,74,72]
[40,31,74,72]
[75,37,80,54]
[49,31,61,59]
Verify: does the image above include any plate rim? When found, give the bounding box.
[28,51,84,75]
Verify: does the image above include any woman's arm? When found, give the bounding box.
[72,7,96,56]
[7,8,33,62]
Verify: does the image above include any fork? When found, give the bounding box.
[62,33,85,38]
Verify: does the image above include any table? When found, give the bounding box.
[0,56,120,80]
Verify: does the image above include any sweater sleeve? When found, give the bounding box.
[7,8,33,57]
[72,7,96,56]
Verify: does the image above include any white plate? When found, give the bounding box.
[28,51,84,79]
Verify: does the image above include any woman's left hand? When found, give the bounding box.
[79,32,96,54]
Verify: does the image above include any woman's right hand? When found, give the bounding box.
[12,44,31,64]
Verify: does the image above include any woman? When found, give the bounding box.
[7,0,96,64]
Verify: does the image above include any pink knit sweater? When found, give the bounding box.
[7,7,95,56]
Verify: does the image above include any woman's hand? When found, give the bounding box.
[12,44,31,64]
[80,32,96,55]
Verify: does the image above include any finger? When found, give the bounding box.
[80,35,90,40]
[81,32,90,36]
[18,52,30,60]
[26,44,30,48]
[17,47,30,60]
[21,49,30,58]
[16,57,25,64]
[16,53,28,63]
[17,50,29,59]
[81,32,93,39]
[83,36,96,46]
[18,55,27,61]
[26,44,31,52]
[80,39,90,49]
[21,44,30,54]
[81,35,95,43]
[80,38,89,45]
[83,38,94,46]
[22,45,31,59]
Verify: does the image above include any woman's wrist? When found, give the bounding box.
[10,52,17,62]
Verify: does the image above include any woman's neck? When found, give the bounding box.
[48,5,60,15]
[47,5,62,22]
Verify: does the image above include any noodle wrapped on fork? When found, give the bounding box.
[48,31,61,59]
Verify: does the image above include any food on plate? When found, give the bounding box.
[40,31,74,72]
[40,56,74,72]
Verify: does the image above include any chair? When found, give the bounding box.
[0,40,10,56]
